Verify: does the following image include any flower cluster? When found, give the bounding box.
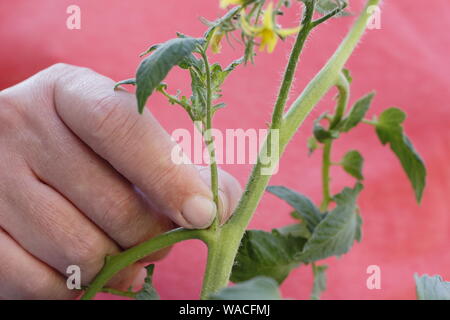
[215,0,302,54]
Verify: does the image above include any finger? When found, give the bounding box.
[22,107,173,253]
[196,166,243,225]
[0,227,76,299]
[0,163,136,287]
[51,64,216,229]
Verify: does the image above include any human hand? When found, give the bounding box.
[0,63,241,299]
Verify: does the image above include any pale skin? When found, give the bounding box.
[0,63,242,299]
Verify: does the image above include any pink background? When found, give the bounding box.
[1,0,449,299]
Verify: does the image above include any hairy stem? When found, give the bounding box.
[320,73,350,211]
[270,0,315,128]
[199,0,317,298]
[330,72,350,129]
[81,228,208,300]
[320,140,332,211]
[99,288,137,299]
[199,0,380,298]
[201,50,220,231]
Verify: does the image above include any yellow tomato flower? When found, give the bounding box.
[240,2,302,53]
[220,0,244,9]
[210,29,225,54]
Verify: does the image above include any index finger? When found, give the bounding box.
[50,63,217,229]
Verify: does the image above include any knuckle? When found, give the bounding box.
[87,95,138,149]
[66,233,110,276]
[0,91,25,136]
[147,161,184,192]
[101,191,137,231]
[46,63,91,77]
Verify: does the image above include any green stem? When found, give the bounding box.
[99,288,137,299]
[311,2,348,28]
[282,0,380,140]
[81,228,208,300]
[200,50,220,231]
[362,118,377,126]
[158,87,195,120]
[198,1,316,298]
[329,72,350,129]
[320,73,350,211]
[320,140,332,211]
[199,0,380,298]
[270,0,315,128]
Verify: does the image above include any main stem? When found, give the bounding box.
[201,50,220,230]
[199,1,317,298]
[320,72,350,211]
[200,0,380,298]
[320,141,332,211]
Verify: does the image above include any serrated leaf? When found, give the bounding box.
[341,150,364,180]
[135,265,159,300]
[231,230,307,284]
[135,37,204,113]
[266,186,323,232]
[375,107,426,203]
[311,264,328,300]
[211,58,244,93]
[209,277,282,300]
[296,184,363,263]
[339,92,374,132]
[189,67,208,120]
[415,274,450,300]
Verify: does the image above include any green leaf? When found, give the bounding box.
[178,53,202,70]
[341,150,364,180]
[375,107,426,202]
[275,222,311,239]
[209,277,282,300]
[307,136,319,156]
[189,67,208,120]
[339,92,374,132]
[313,122,339,143]
[135,265,159,300]
[210,58,244,100]
[415,274,450,300]
[296,184,363,263]
[231,230,307,284]
[266,186,323,232]
[355,212,363,243]
[342,68,352,84]
[135,37,204,113]
[315,0,351,16]
[311,264,328,300]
